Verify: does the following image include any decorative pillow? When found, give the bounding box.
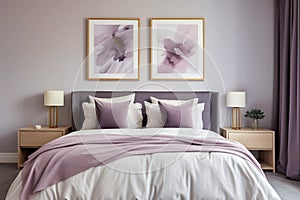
[95,100,130,128]
[144,101,164,128]
[81,102,143,130]
[145,101,205,129]
[82,102,98,130]
[150,96,198,105]
[89,94,135,104]
[158,101,194,128]
[193,103,205,129]
[127,103,143,128]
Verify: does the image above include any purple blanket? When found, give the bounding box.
[21,134,263,200]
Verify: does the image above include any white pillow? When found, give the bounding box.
[82,102,98,130]
[150,96,199,105]
[127,103,143,128]
[144,101,164,128]
[144,101,205,129]
[89,93,135,104]
[81,102,143,130]
[193,103,205,129]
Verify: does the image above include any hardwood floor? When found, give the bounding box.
[1,164,299,200]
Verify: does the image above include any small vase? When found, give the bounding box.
[252,119,258,130]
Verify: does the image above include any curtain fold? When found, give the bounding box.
[274,0,300,180]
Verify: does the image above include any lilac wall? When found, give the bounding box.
[0,0,274,152]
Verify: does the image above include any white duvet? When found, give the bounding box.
[6,128,280,200]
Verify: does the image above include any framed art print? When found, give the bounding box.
[150,18,204,80]
[87,18,140,80]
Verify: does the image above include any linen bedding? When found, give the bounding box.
[6,128,280,200]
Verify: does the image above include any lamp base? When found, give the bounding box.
[48,106,58,128]
[232,126,242,130]
[231,107,242,129]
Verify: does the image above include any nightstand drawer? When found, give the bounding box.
[20,131,62,147]
[228,133,272,149]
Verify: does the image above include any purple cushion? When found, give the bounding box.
[158,100,194,128]
[95,99,130,128]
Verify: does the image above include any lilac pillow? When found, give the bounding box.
[95,99,130,128]
[158,100,194,128]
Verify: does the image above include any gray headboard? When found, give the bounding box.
[71,91,219,132]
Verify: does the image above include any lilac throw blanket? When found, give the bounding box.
[21,134,263,200]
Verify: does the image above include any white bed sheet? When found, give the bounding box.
[6,128,280,200]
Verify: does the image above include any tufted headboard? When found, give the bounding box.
[71,91,219,132]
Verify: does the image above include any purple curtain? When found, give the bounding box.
[273,0,300,180]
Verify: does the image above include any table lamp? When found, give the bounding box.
[44,90,64,128]
[227,91,246,129]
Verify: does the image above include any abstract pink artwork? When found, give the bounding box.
[151,19,204,80]
[87,19,139,80]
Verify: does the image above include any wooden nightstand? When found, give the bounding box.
[18,126,71,170]
[221,127,275,173]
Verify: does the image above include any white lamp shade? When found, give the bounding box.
[227,91,246,107]
[44,90,64,106]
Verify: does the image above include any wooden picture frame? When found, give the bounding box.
[87,18,140,80]
[150,18,205,80]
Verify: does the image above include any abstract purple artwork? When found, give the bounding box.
[87,19,139,80]
[151,19,204,80]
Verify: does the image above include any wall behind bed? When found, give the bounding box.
[0,0,274,154]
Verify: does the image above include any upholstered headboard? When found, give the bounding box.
[71,91,219,132]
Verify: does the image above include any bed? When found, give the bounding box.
[6,91,280,200]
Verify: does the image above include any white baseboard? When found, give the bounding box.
[0,153,18,163]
